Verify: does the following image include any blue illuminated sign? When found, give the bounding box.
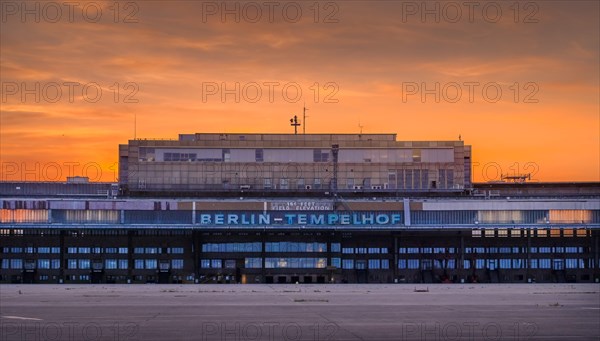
[197,212,403,226]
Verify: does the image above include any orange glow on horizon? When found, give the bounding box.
[1,1,598,183]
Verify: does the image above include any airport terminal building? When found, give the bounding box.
[1,133,599,284]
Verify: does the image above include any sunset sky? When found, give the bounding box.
[1,0,598,183]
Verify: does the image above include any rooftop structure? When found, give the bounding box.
[118,133,472,196]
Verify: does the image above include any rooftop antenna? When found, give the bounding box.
[358,121,364,134]
[134,112,137,140]
[290,115,300,135]
[458,134,462,141]
[302,103,308,134]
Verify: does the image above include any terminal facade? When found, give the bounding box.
[0,133,598,284]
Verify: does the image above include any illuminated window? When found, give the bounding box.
[549,210,592,223]
[171,259,184,269]
[244,258,262,269]
[342,259,354,269]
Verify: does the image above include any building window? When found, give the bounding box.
[244,258,262,269]
[78,259,90,269]
[412,149,421,162]
[407,259,420,269]
[342,247,354,254]
[538,259,551,269]
[172,259,184,269]
[342,259,354,269]
[331,258,341,268]
[313,149,329,162]
[263,178,272,190]
[314,178,321,189]
[222,149,231,162]
[280,179,289,190]
[118,247,128,254]
[51,259,60,269]
[37,259,50,269]
[118,259,128,269]
[105,259,118,270]
[145,259,157,269]
[331,243,341,253]
[134,259,144,269]
[475,259,485,269]
[346,178,354,189]
[368,259,381,269]
[67,259,77,269]
[255,149,263,162]
[211,259,222,269]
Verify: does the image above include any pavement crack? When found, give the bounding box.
[143,312,161,323]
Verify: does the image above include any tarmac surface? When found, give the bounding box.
[1,283,599,341]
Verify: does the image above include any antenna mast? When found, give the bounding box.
[303,104,308,134]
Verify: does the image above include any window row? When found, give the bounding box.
[1,259,59,269]
[133,259,184,270]
[265,242,326,253]
[473,228,590,238]
[2,247,61,254]
[397,246,588,254]
[265,258,327,269]
[337,258,390,269]
[399,247,456,254]
[1,246,186,254]
[133,247,184,254]
[201,243,262,253]
[341,247,389,254]
[396,259,595,270]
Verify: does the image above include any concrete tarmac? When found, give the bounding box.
[1,284,599,340]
